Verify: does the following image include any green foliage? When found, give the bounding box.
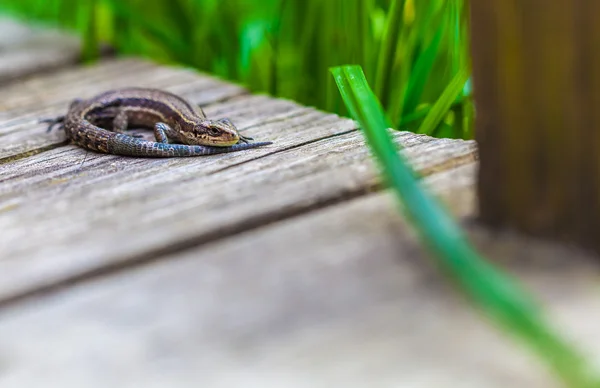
[0,0,473,139]
[331,64,600,388]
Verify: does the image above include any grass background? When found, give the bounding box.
[0,0,473,139]
[2,1,599,386]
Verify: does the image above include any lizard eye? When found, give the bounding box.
[208,127,221,137]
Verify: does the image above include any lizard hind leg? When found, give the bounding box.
[39,116,65,133]
[40,98,86,133]
[112,110,144,139]
[40,98,88,133]
[153,122,179,144]
[112,110,129,133]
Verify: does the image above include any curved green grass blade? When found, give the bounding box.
[416,60,469,135]
[374,0,405,107]
[331,64,600,388]
[401,2,446,116]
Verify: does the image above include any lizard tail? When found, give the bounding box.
[108,134,272,157]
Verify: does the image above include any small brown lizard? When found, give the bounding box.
[41,87,272,157]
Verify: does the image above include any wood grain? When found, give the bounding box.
[3,164,594,388]
[0,128,476,304]
[0,17,80,84]
[0,58,478,304]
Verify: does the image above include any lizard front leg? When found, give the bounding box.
[153,122,180,144]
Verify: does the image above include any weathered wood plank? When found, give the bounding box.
[1,164,588,387]
[0,130,475,304]
[0,59,477,304]
[0,17,80,83]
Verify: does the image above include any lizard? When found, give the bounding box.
[41,87,273,157]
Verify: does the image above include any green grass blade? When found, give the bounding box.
[374,0,405,107]
[401,14,445,117]
[357,0,374,78]
[416,60,469,136]
[163,0,193,45]
[447,0,462,76]
[80,0,100,62]
[331,64,600,388]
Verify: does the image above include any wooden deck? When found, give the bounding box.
[1,19,600,388]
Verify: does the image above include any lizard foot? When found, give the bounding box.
[40,116,65,133]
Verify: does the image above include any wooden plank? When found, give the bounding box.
[0,17,80,83]
[0,59,477,304]
[1,164,588,387]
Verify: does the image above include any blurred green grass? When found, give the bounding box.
[0,0,473,139]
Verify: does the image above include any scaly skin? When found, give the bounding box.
[41,87,273,157]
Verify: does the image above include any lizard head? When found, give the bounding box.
[182,118,242,147]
